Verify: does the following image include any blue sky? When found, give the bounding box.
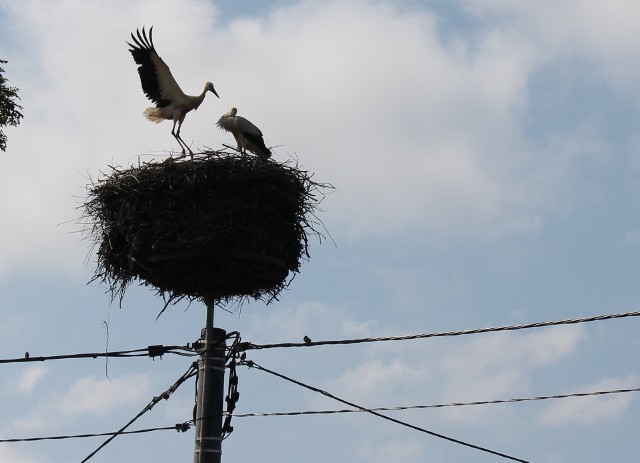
[1,1,640,462]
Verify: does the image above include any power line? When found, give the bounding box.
[242,309,640,351]
[6,385,637,443]
[0,422,192,443]
[80,362,197,462]
[232,385,640,418]
[6,310,637,364]
[242,360,530,463]
[0,344,195,365]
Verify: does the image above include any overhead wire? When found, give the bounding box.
[242,309,640,350]
[241,359,530,463]
[0,344,196,364]
[3,310,639,363]
[3,383,637,457]
[5,385,639,444]
[0,422,193,443]
[232,385,640,418]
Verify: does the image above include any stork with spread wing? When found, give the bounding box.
[128,26,219,157]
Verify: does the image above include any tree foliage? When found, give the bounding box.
[0,59,23,152]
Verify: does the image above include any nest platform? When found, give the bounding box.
[83,150,329,306]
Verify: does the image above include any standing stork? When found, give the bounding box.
[217,107,272,159]
[127,26,219,157]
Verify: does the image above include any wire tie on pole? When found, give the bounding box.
[175,422,191,432]
[192,341,205,351]
[147,345,165,359]
[237,342,251,351]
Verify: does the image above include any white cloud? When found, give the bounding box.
[538,374,640,426]
[462,0,640,94]
[53,373,151,415]
[441,325,584,378]
[326,358,427,406]
[341,318,379,337]
[10,373,150,431]
[320,325,586,426]
[8,365,49,395]
[439,326,585,405]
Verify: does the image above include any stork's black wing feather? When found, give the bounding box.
[127,26,174,108]
[244,132,272,158]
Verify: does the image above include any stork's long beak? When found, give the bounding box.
[211,88,220,98]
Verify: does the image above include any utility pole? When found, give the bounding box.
[194,302,226,463]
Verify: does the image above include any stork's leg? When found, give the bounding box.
[171,119,187,156]
[232,135,246,157]
[179,134,194,159]
[174,118,194,159]
[175,134,187,155]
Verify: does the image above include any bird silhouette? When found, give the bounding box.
[128,26,219,158]
[217,107,271,159]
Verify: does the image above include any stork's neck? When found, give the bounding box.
[190,90,204,110]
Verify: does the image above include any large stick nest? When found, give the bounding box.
[82,150,331,307]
